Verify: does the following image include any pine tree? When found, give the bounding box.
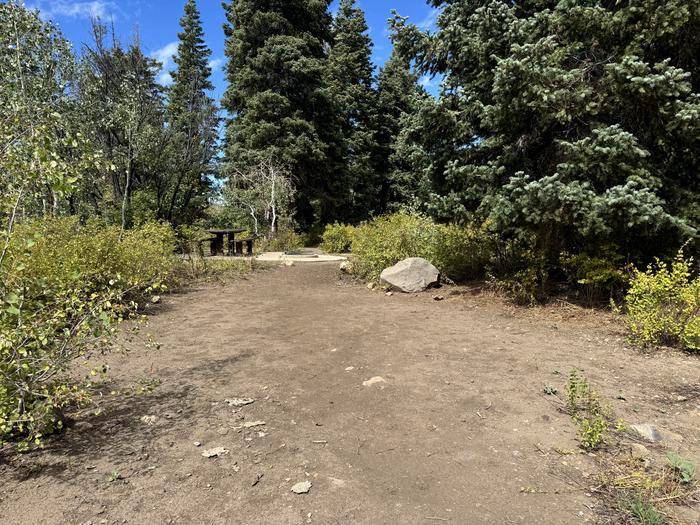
[164,0,218,225]
[393,0,700,261]
[221,0,335,228]
[324,0,378,222]
[374,51,428,212]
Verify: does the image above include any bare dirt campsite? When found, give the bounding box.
[1,263,699,525]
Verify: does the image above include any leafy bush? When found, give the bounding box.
[434,223,494,282]
[351,212,492,281]
[0,218,175,447]
[626,249,700,351]
[560,249,628,304]
[320,223,355,253]
[256,227,303,253]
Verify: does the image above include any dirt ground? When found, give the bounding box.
[1,263,699,525]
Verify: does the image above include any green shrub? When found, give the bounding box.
[351,213,440,280]
[626,249,700,351]
[434,223,494,282]
[491,248,549,305]
[320,223,355,253]
[256,227,303,253]
[0,218,175,447]
[560,249,628,305]
[350,212,492,281]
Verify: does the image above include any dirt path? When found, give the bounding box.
[2,264,699,524]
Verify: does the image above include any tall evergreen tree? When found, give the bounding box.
[221,0,335,228]
[374,51,429,212]
[163,0,218,225]
[393,0,699,261]
[325,0,378,222]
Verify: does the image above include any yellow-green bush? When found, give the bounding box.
[626,249,700,351]
[256,227,304,253]
[0,218,175,447]
[560,249,628,304]
[435,223,495,282]
[320,223,355,253]
[350,212,492,281]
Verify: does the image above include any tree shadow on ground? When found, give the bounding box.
[0,351,253,483]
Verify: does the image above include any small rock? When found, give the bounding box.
[291,481,312,494]
[139,415,158,425]
[193,441,201,447]
[362,376,386,387]
[339,261,352,274]
[201,447,229,458]
[433,295,444,301]
[224,398,255,407]
[630,424,663,443]
[241,421,266,429]
[345,366,355,371]
[367,282,376,290]
[385,291,393,297]
[630,443,651,461]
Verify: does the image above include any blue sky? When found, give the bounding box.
[30,0,440,100]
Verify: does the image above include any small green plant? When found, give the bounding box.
[620,495,666,525]
[543,385,557,395]
[626,248,700,351]
[109,470,123,482]
[320,223,355,253]
[565,369,614,449]
[667,451,695,484]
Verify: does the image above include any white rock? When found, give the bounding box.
[224,398,255,407]
[363,376,386,387]
[291,481,312,494]
[380,257,439,293]
[201,447,228,458]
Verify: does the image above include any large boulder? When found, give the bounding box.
[380,257,440,293]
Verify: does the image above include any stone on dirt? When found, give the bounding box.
[224,398,255,407]
[242,420,266,429]
[363,376,386,387]
[291,481,312,494]
[201,447,228,458]
[380,257,439,293]
[630,443,651,461]
[630,424,663,443]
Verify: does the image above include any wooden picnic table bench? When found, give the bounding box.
[205,228,253,256]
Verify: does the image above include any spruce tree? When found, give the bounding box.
[164,0,218,225]
[374,51,429,212]
[393,0,700,261]
[325,0,378,222]
[222,0,335,228]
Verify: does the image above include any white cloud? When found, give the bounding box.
[33,1,118,20]
[208,58,224,73]
[150,42,178,86]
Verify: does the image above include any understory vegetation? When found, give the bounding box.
[558,370,697,524]
[0,220,175,447]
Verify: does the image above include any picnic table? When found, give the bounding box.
[206,228,248,256]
